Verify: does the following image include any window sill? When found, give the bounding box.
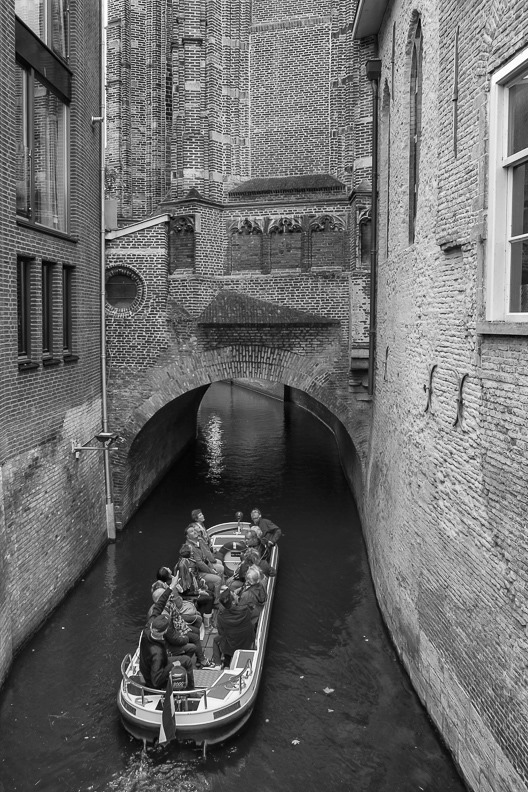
[476,321,528,336]
[63,353,79,364]
[18,359,39,371]
[16,217,78,243]
[43,356,62,368]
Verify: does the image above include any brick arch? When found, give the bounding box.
[110,345,368,528]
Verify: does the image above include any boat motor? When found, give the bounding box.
[170,661,187,690]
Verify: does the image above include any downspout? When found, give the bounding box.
[366,59,382,397]
[92,1,116,540]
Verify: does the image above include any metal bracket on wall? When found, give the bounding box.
[453,372,469,427]
[71,432,118,460]
[423,364,437,413]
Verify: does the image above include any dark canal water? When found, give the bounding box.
[0,382,466,792]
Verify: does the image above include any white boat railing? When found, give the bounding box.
[223,657,253,692]
[120,654,209,709]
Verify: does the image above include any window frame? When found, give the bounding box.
[15,18,71,235]
[62,264,73,355]
[17,257,33,360]
[42,260,54,357]
[487,47,528,322]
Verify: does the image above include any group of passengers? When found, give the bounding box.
[139,508,281,691]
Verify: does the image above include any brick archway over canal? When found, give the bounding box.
[107,311,372,530]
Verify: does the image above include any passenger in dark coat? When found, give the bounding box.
[236,567,267,625]
[250,508,282,547]
[212,589,255,667]
[139,614,195,689]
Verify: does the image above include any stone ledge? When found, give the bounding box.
[476,321,528,336]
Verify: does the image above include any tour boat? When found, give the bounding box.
[117,517,278,751]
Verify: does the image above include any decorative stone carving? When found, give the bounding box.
[309,214,346,232]
[227,217,264,235]
[268,216,303,234]
[170,214,195,233]
[357,208,371,226]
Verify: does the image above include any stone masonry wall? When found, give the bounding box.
[357,1,528,790]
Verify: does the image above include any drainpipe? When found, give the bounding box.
[365,59,382,397]
[92,2,116,541]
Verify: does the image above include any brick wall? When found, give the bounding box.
[106,0,371,215]
[356,1,528,790]
[0,1,106,687]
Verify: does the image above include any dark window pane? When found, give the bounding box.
[508,78,528,156]
[33,76,68,231]
[62,266,72,351]
[16,0,46,41]
[509,239,528,312]
[106,274,138,308]
[16,0,67,58]
[511,162,528,237]
[15,66,31,219]
[17,258,31,357]
[360,220,372,267]
[42,262,53,355]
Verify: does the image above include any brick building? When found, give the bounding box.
[353,1,528,790]
[103,0,377,528]
[0,1,107,683]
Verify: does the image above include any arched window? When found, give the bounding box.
[409,19,422,243]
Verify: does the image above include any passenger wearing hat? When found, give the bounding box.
[140,584,195,689]
[149,585,214,669]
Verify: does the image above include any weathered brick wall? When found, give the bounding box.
[0,1,107,688]
[106,0,371,216]
[249,13,332,176]
[106,221,170,369]
[357,1,528,789]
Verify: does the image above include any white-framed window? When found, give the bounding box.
[487,47,528,321]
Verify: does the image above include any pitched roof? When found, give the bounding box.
[197,290,340,326]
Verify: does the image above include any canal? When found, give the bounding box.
[0,382,465,792]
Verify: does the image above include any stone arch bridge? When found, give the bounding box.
[105,240,372,529]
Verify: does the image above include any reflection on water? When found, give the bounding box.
[0,382,466,792]
[202,413,224,486]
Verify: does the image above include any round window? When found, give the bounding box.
[106,274,137,308]
[105,266,145,314]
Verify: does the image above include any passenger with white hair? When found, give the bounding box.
[236,565,268,625]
